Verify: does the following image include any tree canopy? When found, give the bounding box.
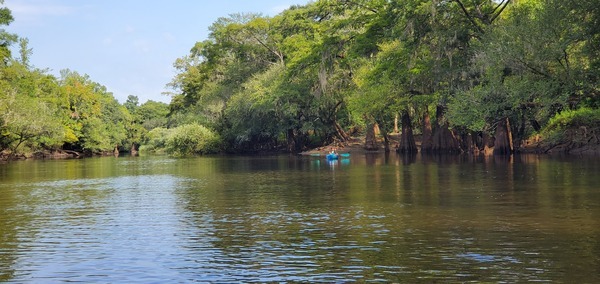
[166,0,598,154]
[2,0,599,158]
[0,2,170,158]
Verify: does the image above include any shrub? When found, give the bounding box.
[545,107,600,130]
[540,107,600,144]
[140,127,171,153]
[165,123,221,156]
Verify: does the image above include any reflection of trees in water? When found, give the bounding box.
[177,154,600,281]
[178,156,411,279]
[0,159,121,282]
[0,187,19,281]
[0,155,589,282]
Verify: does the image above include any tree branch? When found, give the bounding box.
[516,58,552,79]
[453,0,485,34]
[243,30,285,65]
[490,0,511,23]
[490,0,507,15]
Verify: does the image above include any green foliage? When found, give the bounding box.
[0,60,66,154]
[446,88,487,132]
[0,88,63,153]
[2,0,600,157]
[124,95,139,113]
[165,123,221,156]
[543,107,600,132]
[136,100,169,129]
[460,0,600,136]
[140,127,171,154]
[58,70,131,153]
[538,107,600,145]
[0,3,16,65]
[0,4,156,157]
[221,64,284,151]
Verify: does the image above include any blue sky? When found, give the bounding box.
[4,0,310,103]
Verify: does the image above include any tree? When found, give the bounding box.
[0,88,62,157]
[124,95,139,113]
[58,70,130,153]
[162,0,599,155]
[221,64,284,152]
[350,40,414,152]
[0,54,67,157]
[167,13,283,128]
[448,0,600,152]
[0,1,16,66]
[137,100,169,130]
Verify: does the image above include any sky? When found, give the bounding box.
[4,0,310,104]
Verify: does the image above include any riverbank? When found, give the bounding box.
[299,134,404,156]
[4,125,599,162]
[1,150,83,161]
[300,127,600,156]
[521,126,600,155]
[1,149,127,162]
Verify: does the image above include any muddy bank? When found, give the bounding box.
[299,134,404,156]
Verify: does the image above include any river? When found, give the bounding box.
[1,154,599,282]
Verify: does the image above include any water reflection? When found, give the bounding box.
[0,154,599,282]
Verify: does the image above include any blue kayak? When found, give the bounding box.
[326,153,351,160]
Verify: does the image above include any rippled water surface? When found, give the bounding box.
[1,154,599,282]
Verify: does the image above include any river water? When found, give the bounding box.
[0,154,598,283]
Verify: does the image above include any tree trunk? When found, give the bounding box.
[374,123,381,136]
[382,132,390,152]
[287,129,296,153]
[431,123,462,153]
[364,122,379,151]
[130,143,139,156]
[483,133,495,155]
[464,132,479,154]
[493,117,514,155]
[429,104,462,153]
[334,120,350,141]
[394,114,399,133]
[374,119,391,152]
[530,119,541,132]
[421,111,433,153]
[398,111,418,153]
[435,104,445,125]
